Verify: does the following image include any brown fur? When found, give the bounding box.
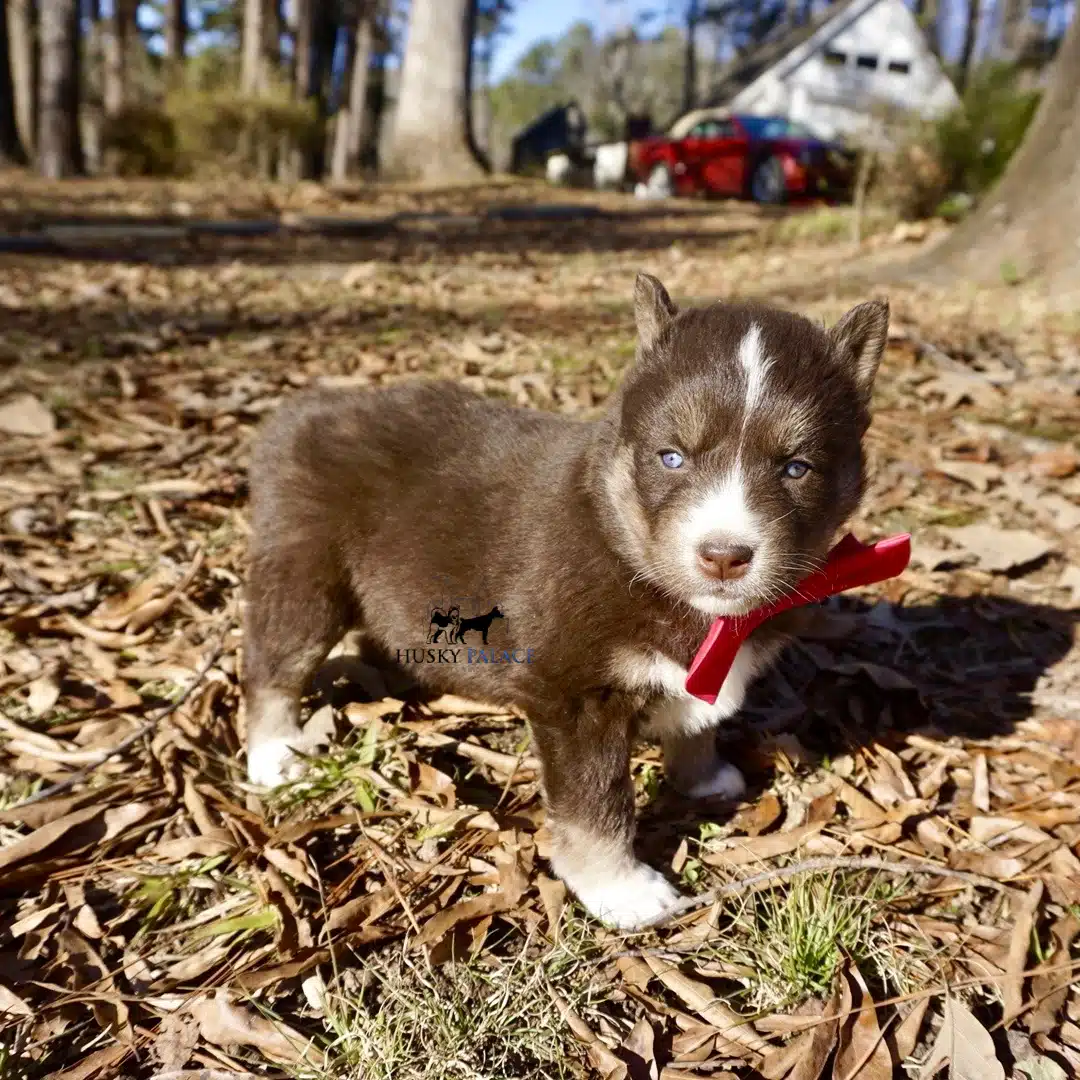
[242,273,888,927]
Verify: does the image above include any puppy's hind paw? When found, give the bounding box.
[677,760,747,801]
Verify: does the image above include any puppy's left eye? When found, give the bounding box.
[660,450,684,469]
[782,459,812,480]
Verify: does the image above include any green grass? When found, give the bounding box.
[129,853,241,933]
[266,722,391,816]
[709,870,916,1011]
[291,930,600,1080]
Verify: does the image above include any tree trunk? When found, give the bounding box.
[103,0,133,114]
[241,0,264,93]
[956,0,981,94]
[331,2,373,183]
[38,0,82,177]
[996,0,1030,59]
[382,0,483,183]
[289,0,315,177]
[1,0,29,164]
[682,0,698,114]
[8,0,38,155]
[920,10,1080,289]
[164,0,187,74]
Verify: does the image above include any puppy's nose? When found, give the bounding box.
[696,538,754,581]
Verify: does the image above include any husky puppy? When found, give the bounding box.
[242,273,888,928]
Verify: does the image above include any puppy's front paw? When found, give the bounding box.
[574,862,681,930]
[677,760,747,801]
[246,737,308,787]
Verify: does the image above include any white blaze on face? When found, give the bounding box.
[738,322,773,423]
[676,323,773,612]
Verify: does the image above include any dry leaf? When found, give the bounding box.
[0,393,56,436]
[190,993,321,1066]
[919,998,1005,1080]
[642,955,768,1057]
[833,967,891,1080]
[1003,881,1044,1023]
[1030,446,1080,479]
[620,1016,658,1080]
[731,792,783,836]
[888,997,930,1064]
[1028,916,1080,1033]
[943,525,1052,573]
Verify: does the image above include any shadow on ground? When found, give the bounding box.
[299,593,1079,864]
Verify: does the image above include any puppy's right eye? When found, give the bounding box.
[660,450,684,469]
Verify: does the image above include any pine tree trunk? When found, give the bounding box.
[8,0,38,155]
[38,0,82,177]
[682,0,699,114]
[290,0,314,177]
[331,2,373,183]
[382,0,483,183]
[164,0,187,75]
[241,0,264,93]
[920,10,1080,289]
[102,0,133,114]
[1,0,29,164]
[956,0,981,93]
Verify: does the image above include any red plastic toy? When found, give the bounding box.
[685,532,912,703]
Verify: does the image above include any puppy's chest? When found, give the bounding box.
[610,636,774,736]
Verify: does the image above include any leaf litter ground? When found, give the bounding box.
[1,177,1079,1080]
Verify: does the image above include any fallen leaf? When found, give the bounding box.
[731,792,783,836]
[1030,446,1080,479]
[620,1016,658,1080]
[833,966,892,1079]
[642,955,768,1058]
[1058,565,1080,605]
[0,393,56,436]
[972,753,990,813]
[919,997,1005,1079]
[1003,881,1044,1023]
[762,977,843,1080]
[1028,915,1080,1033]
[943,525,1052,573]
[933,459,1001,492]
[1016,1057,1070,1080]
[888,996,930,1064]
[190,993,321,1066]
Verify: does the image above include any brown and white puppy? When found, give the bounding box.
[242,273,888,928]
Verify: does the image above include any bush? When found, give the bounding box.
[98,60,324,178]
[166,82,322,176]
[874,62,1041,221]
[100,105,183,176]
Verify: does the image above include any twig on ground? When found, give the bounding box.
[642,855,1007,929]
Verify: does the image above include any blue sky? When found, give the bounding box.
[491,1,664,81]
[491,1,591,80]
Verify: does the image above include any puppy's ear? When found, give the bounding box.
[634,272,677,352]
[828,298,889,401]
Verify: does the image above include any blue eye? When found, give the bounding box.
[783,459,811,479]
[660,450,684,469]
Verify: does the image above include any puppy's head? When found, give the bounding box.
[602,272,888,616]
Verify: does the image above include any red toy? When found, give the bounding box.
[685,532,912,703]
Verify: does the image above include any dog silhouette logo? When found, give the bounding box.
[427,605,460,643]
[450,605,505,645]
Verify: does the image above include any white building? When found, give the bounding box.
[715,0,960,141]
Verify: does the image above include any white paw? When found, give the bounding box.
[247,737,307,787]
[573,862,681,930]
[678,761,747,801]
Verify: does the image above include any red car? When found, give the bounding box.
[627,108,856,204]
